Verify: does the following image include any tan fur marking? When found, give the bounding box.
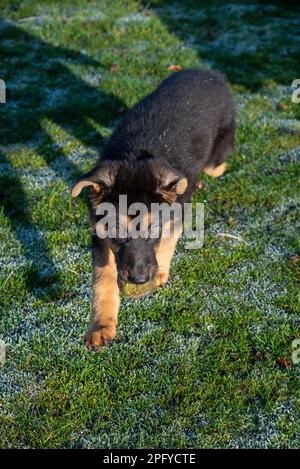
[174,178,188,195]
[161,191,177,204]
[203,162,227,177]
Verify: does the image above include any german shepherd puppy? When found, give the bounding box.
[72,69,235,351]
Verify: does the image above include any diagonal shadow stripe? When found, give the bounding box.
[0,150,61,297]
[0,20,127,295]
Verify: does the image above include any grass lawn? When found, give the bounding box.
[0,0,300,448]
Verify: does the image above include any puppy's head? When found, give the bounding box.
[72,159,187,285]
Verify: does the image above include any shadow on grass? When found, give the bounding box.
[143,0,300,90]
[0,20,126,297]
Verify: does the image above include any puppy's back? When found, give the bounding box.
[103,69,234,181]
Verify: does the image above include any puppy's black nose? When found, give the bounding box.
[128,274,150,285]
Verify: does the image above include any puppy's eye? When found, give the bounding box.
[111,237,128,246]
[149,224,160,237]
[119,238,128,245]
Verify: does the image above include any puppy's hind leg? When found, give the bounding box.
[203,162,227,177]
[203,122,235,178]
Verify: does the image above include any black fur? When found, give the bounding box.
[99,68,235,202]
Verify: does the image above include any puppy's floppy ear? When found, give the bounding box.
[159,177,188,204]
[71,162,118,198]
[71,179,101,197]
[152,162,188,203]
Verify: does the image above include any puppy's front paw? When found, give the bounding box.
[84,323,116,352]
[154,271,169,288]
